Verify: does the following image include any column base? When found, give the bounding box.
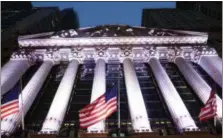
[27,131,221,138]
[183,131,209,135]
[28,134,57,138]
[129,132,159,137]
[182,131,221,138]
[79,131,108,138]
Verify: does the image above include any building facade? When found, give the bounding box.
[1,25,222,138]
[141,8,222,58]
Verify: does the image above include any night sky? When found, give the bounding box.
[32,2,176,27]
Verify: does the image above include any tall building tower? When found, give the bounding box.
[1,1,61,66]
[141,8,222,57]
[176,1,222,20]
[59,8,79,30]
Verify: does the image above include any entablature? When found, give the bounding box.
[11,44,217,64]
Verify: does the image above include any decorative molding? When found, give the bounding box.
[11,44,218,64]
[18,36,208,47]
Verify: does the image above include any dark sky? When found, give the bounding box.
[32,2,176,27]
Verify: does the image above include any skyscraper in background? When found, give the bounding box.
[1,2,60,66]
[176,1,222,20]
[1,1,79,66]
[176,1,222,58]
[141,7,222,57]
[59,8,80,30]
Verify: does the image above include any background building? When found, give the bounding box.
[1,1,61,66]
[1,2,79,66]
[176,1,222,20]
[59,8,80,30]
[141,8,222,57]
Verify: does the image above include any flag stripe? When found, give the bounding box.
[1,100,18,110]
[80,105,116,127]
[198,91,217,122]
[80,107,116,128]
[80,95,105,112]
[80,98,106,114]
[79,86,118,128]
[79,99,116,122]
[200,112,217,121]
[79,97,116,118]
[80,98,105,112]
[1,103,19,113]
[80,99,117,123]
[1,109,19,119]
[1,83,20,120]
[80,106,117,128]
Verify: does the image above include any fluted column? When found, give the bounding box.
[87,59,106,133]
[40,59,79,133]
[1,59,30,95]
[1,60,54,136]
[148,58,197,131]
[175,57,222,121]
[123,58,152,132]
[198,56,222,87]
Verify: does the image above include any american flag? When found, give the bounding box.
[79,85,117,128]
[198,91,217,121]
[1,82,20,119]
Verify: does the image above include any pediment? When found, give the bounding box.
[18,25,208,47]
[19,24,208,40]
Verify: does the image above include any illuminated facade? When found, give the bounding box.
[1,25,222,137]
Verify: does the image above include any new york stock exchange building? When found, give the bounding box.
[1,25,222,138]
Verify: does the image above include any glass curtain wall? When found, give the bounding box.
[25,64,66,132]
[105,62,131,134]
[61,61,95,137]
[191,62,222,98]
[161,61,213,131]
[134,62,177,135]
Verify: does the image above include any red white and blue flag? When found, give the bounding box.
[79,85,117,128]
[198,91,217,121]
[1,82,20,119]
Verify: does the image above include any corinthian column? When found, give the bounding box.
[40,59,79,133]
[87,59,106,133]
[198,56,222,87]
[148,58,197,131]
[1,59,30,95]
[1,60,54,136]
[123,58,152,132]
[175,57,222,121]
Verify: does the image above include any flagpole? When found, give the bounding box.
[117,77,121,136]
[214,116,216,127]
[20,78,25,131]
[213,82,219,128]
